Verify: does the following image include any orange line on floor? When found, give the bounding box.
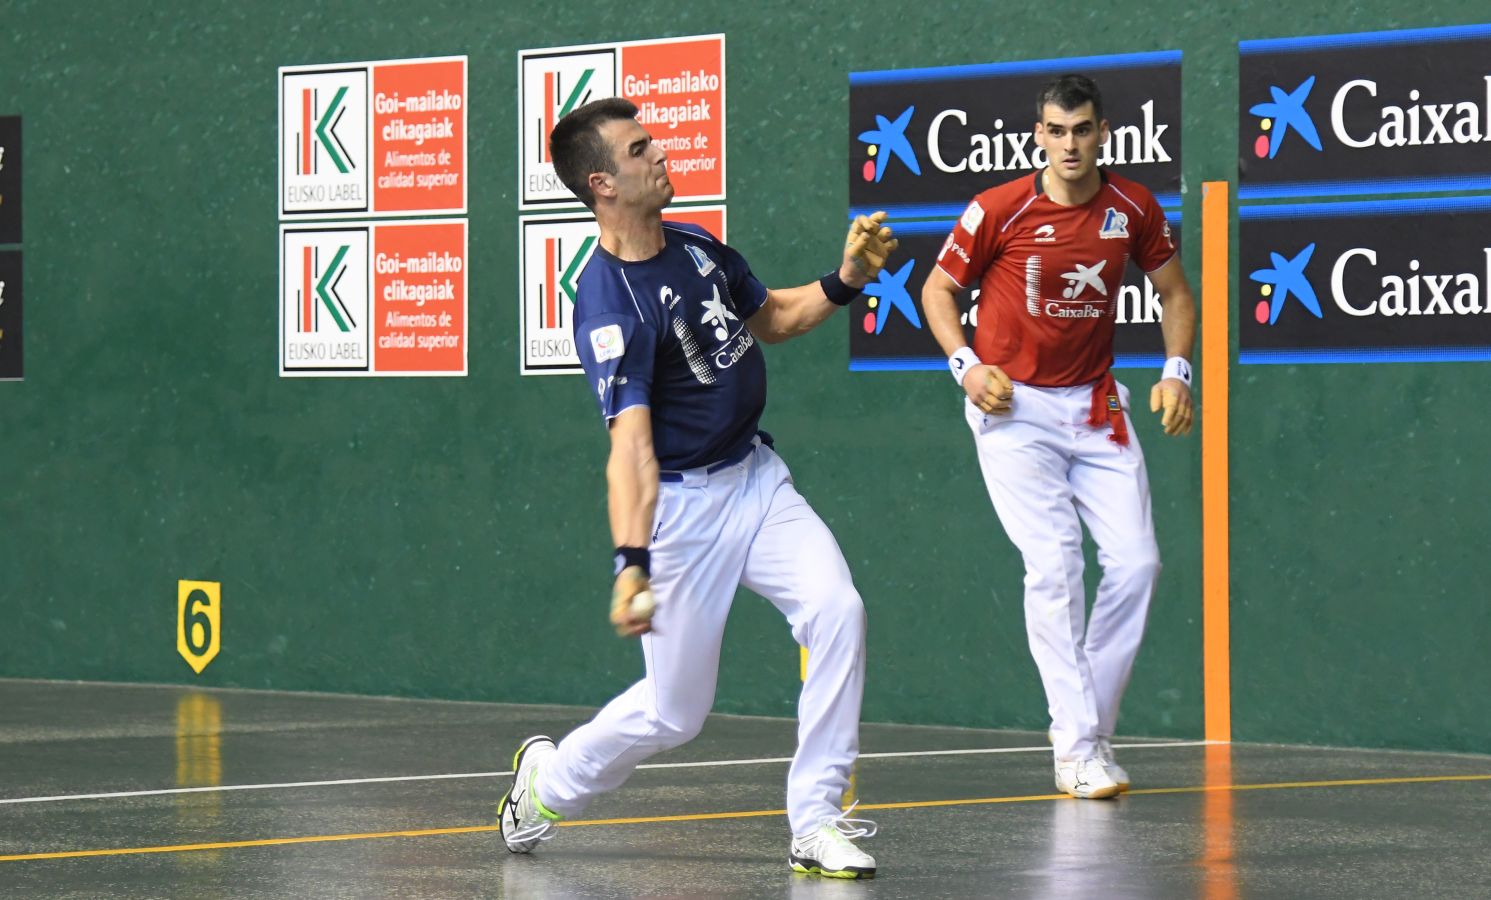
[3,772,1487,863]
[1201,179,1232,743]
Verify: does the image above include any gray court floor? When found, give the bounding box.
[1,680,1488,898]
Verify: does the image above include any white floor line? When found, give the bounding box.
[0,740,1214,806]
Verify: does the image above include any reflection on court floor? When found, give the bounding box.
[1,680,1487,899]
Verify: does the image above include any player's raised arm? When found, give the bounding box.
[1144,258,1197,437]
[746,212,898,344]
[606,405,658,638]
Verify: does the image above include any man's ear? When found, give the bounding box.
[589,171,613,200]
[1099,120,1111,144]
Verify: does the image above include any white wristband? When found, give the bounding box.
[1162,356,1192,387]
[948,347,981,386]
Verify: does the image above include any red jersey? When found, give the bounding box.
[935,170,1176,387]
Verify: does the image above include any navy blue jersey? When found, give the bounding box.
[574,221,770,471]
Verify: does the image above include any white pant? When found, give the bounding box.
[538,442,867,836]
[965,380,1160,762]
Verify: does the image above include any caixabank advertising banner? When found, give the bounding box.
[846,52,1181,371]
[0,250,19,380]
[1238,196,1491,363]
[0,116,19,245]
[1239,24,1491,200]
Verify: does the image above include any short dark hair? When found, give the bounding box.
[548,97,639,208]
[1036,74,1104,125]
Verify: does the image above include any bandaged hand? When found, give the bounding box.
[610,565,654,638]
[842,211,899,287]
[964,364,1014,415]
[1149,378,1194,436]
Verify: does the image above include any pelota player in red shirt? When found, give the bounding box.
[921,74,1196,800]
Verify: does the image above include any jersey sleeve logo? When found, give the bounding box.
[1098,208,1130,239]
[684,244,717,278]
[589,323,626,362]
[938,233,971,266]
[959,200,986,235]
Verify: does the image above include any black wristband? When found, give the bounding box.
[614,546,650,576]
[819,270,859,307]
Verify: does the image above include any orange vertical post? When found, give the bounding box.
[1201,181,1232,744]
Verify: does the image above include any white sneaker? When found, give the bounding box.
[789,803,878,879]
[1054,757,1121,799]
[1096,737,1131,791]
[498,735,562,853]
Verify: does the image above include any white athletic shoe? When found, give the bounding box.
[498,735,562,853]
[1054,757,1121,800]
[1096,737,1131,791]
[789,803,878,879]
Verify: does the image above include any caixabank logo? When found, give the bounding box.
[280,227,370,372]
[857,106,922,183]
[1239,197,1491,363]
[1239,24,1491,198]
[280,68,370,215]
[849,52,1181,218]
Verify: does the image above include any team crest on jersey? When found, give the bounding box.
[589,323,625,362]
[685,244,717,278]
[960,201,985,234]
[1099,208,1129,239]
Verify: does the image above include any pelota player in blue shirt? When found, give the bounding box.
[498,97,897,879]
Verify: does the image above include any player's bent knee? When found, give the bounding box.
[820,588,867,630]
[1109,546,1161,588]
[800,588,866,649]
[645,711,708,749]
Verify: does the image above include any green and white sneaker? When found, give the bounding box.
[1054,757,1121,800]
[498,735,562,853]
[1096,737,1131,791]
[789,803,878,879]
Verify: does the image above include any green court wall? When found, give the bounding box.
[1,0,1486,755]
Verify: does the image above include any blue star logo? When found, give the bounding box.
[1249,243,1322,325]
[1249,76,1323,159]
[862,259,922,334]
[857,106,921,182]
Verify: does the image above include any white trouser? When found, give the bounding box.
[965,380,1160,762]
[538,442,867,836]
